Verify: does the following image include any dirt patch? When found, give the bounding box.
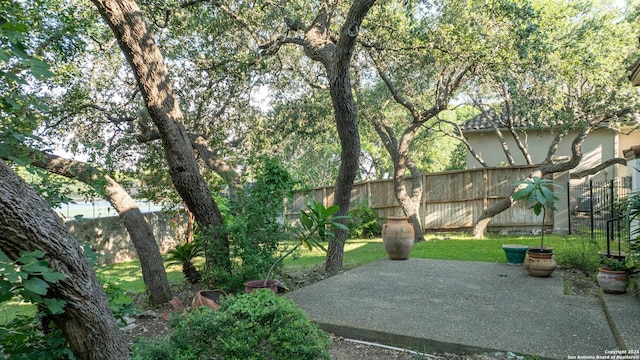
[563,268,600,297]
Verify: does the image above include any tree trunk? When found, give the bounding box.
[90,0,229,271]
[0,160,130,360]
[30,151,172,304]
[370,116,426,241]
[472,196,516,238]
[323,0,377,275]
[392,156,425,241]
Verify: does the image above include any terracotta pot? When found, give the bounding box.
[597,267,629,294]
[382,217,415,260]
[191,290,226,310]
[244,279,278,294]
[524,248,556,277]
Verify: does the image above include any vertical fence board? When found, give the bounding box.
[286,165,550,232]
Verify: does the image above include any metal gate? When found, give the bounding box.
[568,179,631,251]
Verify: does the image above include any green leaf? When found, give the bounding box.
[22,277,49,296]
[17,250,46,265]
[323,205,340,217]
[0,250,10,263]
[41,272,65,283]
[0,292,13,302]
[43,297,66,315]
[5,269,26,283]
[532,204,543,216]
[300,211,313,228]
[334,222,349,231]
[0,279,12,296]
[21,262,53,274]
[312,242,328,253]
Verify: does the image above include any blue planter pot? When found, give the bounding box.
[502,244,528,266]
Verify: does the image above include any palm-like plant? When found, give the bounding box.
[512,176,559,251]
[263,199,349,285]
[165,242,204,284]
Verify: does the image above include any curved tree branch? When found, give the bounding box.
[27,150,172,305]
[570,158,627,179]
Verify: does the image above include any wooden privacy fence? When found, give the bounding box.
[286,165,553,232]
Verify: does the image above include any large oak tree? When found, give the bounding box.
[90,0,229,270]
[0,160,130,360]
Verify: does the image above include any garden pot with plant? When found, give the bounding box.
[597,256,633,294]
[244,199,349,293]
[512,176,559,277]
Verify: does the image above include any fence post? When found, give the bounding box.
[589,180,594,240]
[482,168,488,211]
[567,181,571,235]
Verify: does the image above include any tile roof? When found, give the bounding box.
[460,110,573,132]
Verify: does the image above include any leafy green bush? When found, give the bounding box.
[165,241,204,284]
[132,290,331,360]
[0,248,135,359]
[0,315,76,360]
[348,203,382,238]
[556,238,600,274]
[204,156,297,291]
[0,250,74,359]
[264,199,349,283]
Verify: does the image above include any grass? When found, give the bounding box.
[283,233,610,270]
[1,232,609,326]
[0,261,187,326]
[97,260,186,293]
[0,298,36,326]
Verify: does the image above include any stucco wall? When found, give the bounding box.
[65,211,186,265]
[465,127,639,182]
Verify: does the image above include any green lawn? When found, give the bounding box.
[284,233,608,270]
[98,260,186,293]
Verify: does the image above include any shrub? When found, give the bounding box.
[0,247,135,359]
[204,156,297,291]
[132,290,331,360]
[0,315,75,360]
[555,238,600,274]
[164,241,204,285]
[0,249,74,359]
[348,203,382,238]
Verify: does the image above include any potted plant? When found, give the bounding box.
[512,176,559,277]
[244,199,349,293]
[597,256,632,294]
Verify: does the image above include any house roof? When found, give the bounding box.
[460,110,639,134]
[459,111,566,132]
